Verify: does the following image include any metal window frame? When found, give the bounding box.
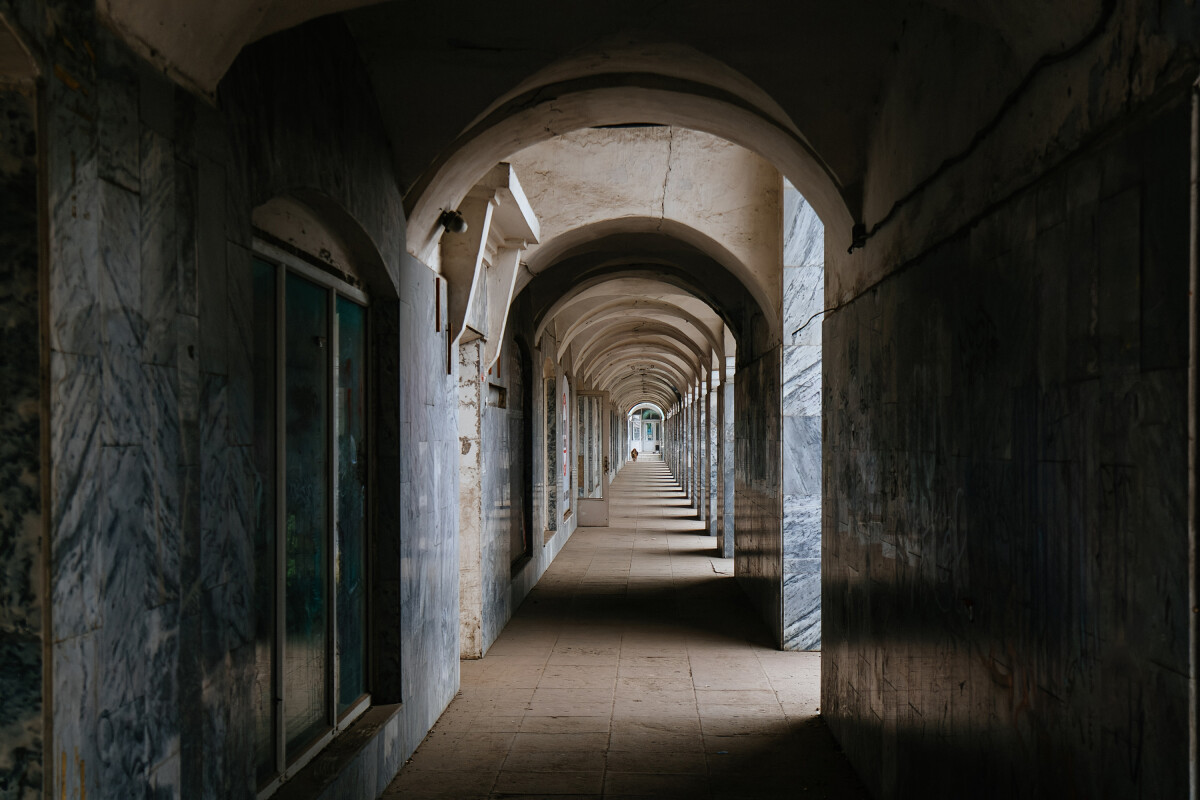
[253,239,371,800]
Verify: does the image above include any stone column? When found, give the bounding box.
[457,339,485,658]
[721,360,736,559]
[697,377,707,523]
[709,374,719,536]
[686,398,696,503]
[696,383,700,515]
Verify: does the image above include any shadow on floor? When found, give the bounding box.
[382,459,869,799]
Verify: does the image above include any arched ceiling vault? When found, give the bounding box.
[588,345,695,392]
[99,0,1174,308]
[522,238,739,418]
[576,326,704,377]
[556,298,723,360]
[517,227,751,416]
[524,237,767,352]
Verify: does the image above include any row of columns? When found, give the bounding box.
[662,361,734,557]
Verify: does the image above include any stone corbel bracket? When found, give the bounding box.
[441,163,539,376]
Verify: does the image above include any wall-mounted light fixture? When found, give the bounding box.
[439,209,468,234]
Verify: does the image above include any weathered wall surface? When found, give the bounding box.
[476,299,578,657]
[734,346,782,645]
[781,183,824,651]
[393,251,460,759]
[0,83,41,800]
[822,91,1191,798]
[0,5,462,797]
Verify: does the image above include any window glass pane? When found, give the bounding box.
[284,273,329,756]
[251,258,276,784]
[335,296,367,714]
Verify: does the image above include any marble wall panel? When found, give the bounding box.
[140,128,179,366]
[22,8,583,800]
[397,252,461,759]
[476,299,579,655]
[734,346,783,645]
[781,182,825,652]
[721,382,735,558]
[821,96,1191,798]
[0,85,43,800]
[98,180,144,446]
[50,352,102,640]
[783,181,824,270]
[709,389,718,535]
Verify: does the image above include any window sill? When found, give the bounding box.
[271,703,402,800]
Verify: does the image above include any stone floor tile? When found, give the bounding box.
[381,766,497,797]
[518,715,611,733]
[382,460,868,799]
[508,732,610,753]
[492,770,605,794]
[605,749,708,774]
[537,664,617,689]
[602,771,713,797]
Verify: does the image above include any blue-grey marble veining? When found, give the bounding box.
[50,351,103,640]
[721,380,735,558]
[734,347,783,645]
[822,102,1190,797]
[782,180,824,269]
[0,84,44,800]
[139,127,178,367]
[780,180,824,651]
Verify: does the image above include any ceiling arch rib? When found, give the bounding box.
[613,375,676,406]
[535,272,731,348]
[595,347,700,393]
[587,354,693,403]
[524,239,767,349]
[572,323,707,378]
[584,337,699,379]
[628,402,666,417]
[574,329,705,388]
[404,80,852,271]
[605,365,683,398]
[614,383,677,415]
[592,353,694,398]
[557,300,723,362]
[562,315,710,370]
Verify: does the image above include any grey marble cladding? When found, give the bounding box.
[18,10,473,798]
[478,299,578,656]
[781,181,825,652]
[782,181,824,269]
[734,347,783,646]
[0,86,44,800]
[822,97,1191,798]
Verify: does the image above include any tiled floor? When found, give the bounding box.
[382,458,869,799]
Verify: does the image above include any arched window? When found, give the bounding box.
[250,198,370,791]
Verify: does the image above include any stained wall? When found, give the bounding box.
[477,301,578,656]
[0,82,41,800]
[0,5,465,797]
[781,182,824,651]
[734,346,783,645]
[822,92,1192,798]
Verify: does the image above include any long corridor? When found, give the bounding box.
[383,460,869,799]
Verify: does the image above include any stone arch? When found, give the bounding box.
[254,189,396,299]
[249,187,405,701]
[403,48,855,266]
